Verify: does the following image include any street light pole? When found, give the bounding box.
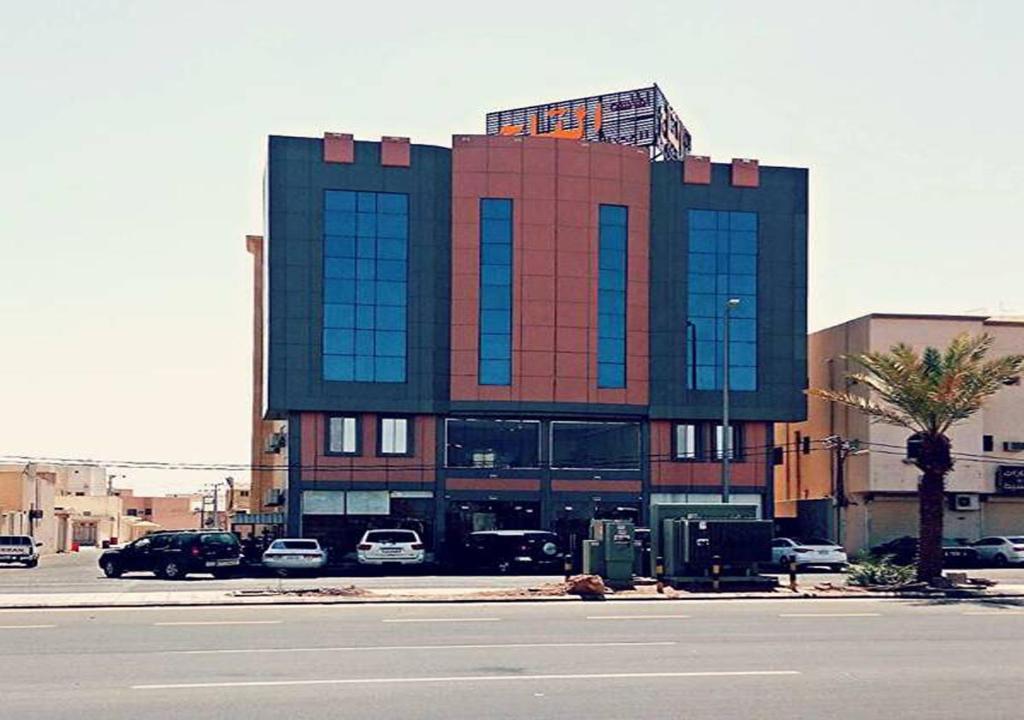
[721,298,741,504]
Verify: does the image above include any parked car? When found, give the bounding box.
[99,531,243,579]
[457,530,564,574]
[0,535,42,568]
[970,536,1024,566]
[771,537,847,571]
[356,529,425,566]
[262,538,328,575]
[870,536,980,568]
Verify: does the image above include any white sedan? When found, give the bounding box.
[261,539,328,575]
[356,529,425,566]
[772,537,848,571]
[970,536,1024,566]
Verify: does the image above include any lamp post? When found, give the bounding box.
[721,298,741,504]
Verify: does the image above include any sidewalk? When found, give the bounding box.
[3,583,1024,609]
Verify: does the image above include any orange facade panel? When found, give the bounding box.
[650,420,768,488]
[450,135,650,405]
[323,133,354,164]
[300,413,435,484]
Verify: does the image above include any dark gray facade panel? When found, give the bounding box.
[648,161,808,422]
[266,136,452,417]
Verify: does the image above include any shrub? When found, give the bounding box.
[846,555,917,587]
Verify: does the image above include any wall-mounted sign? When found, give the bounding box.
[302,490,345,515]
[485,85,690,161]
[346,490,390,516]
[996,466,1024,494]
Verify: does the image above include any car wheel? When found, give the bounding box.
[102,560,122,578]
[779,556,791,568]
[161,560,184,580]
[994,553,1008,567]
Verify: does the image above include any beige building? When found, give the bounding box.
[776,314,1024,553]
[0,464,69,552]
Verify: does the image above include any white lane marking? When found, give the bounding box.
[382,617,501,624]
[962,611,1024,616]
[154,620,283,626]
[170,640,678,656]
[0,624,56,629]
[133,670,801,690]
[586,615,690,620]
[779,613,881,618]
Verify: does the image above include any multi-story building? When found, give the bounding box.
[775,313,1024,552]
[253,87,809,560]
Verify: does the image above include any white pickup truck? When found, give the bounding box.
[0,535,42,568]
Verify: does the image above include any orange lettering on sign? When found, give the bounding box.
[497,104,597,141]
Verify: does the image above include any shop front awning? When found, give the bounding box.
[231,512,286,526]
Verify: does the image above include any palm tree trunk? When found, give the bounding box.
[916,433,952,583]
[917,471,945,582]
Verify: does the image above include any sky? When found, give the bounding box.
[1,1,1022,494]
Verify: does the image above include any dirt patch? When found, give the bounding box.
[232,585,372,598]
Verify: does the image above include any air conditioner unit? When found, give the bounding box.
[1003,441,1024,452]
[950,494,981,511]
[264,432,287,454]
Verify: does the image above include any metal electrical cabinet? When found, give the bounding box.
[582,519,636,587]
[662,519,773,575]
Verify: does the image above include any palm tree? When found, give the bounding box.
[809,333,1024,582]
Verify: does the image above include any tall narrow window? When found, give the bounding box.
[598,205,628,388]
[686,210,757,390]
[713,424,743,460]
[323,190,408,383]
[379,417,410,455]
[673,423,699,460]
[328,416,359,455]
[479,198,513,385]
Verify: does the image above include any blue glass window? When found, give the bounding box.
[322,190,408,382]
[686,210,758,391]
[479,198,513,385]
[598,205,628,388]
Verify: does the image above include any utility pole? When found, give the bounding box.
[212,485,219,530]
[823,435,863,543]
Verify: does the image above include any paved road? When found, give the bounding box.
[3,595,1024,719]
[5,549,1024,595]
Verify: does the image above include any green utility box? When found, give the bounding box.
[581,519,635,588]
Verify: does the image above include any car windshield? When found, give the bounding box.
[0,536,30,545]
[365,531,417,543]
[273,540,319,550]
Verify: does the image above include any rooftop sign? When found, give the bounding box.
[485,85,690,161]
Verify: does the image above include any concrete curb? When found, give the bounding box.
[2,589,1023,610]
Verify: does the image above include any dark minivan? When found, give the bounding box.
[99,531,243,580]
[457,530,564,574]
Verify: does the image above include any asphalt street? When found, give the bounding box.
[3,595,1024,719]
[5,549,1024,595]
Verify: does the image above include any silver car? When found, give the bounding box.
[970,536,1024,566]
[261,538,328,575]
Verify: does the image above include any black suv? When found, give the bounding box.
[456,530,564,574]
[99,531,243,580]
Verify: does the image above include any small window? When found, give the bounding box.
[714,424,744,460]
[328,415,359,455]
[379,417,411,455]
[983,435,994,452]
[673,423,699,460]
